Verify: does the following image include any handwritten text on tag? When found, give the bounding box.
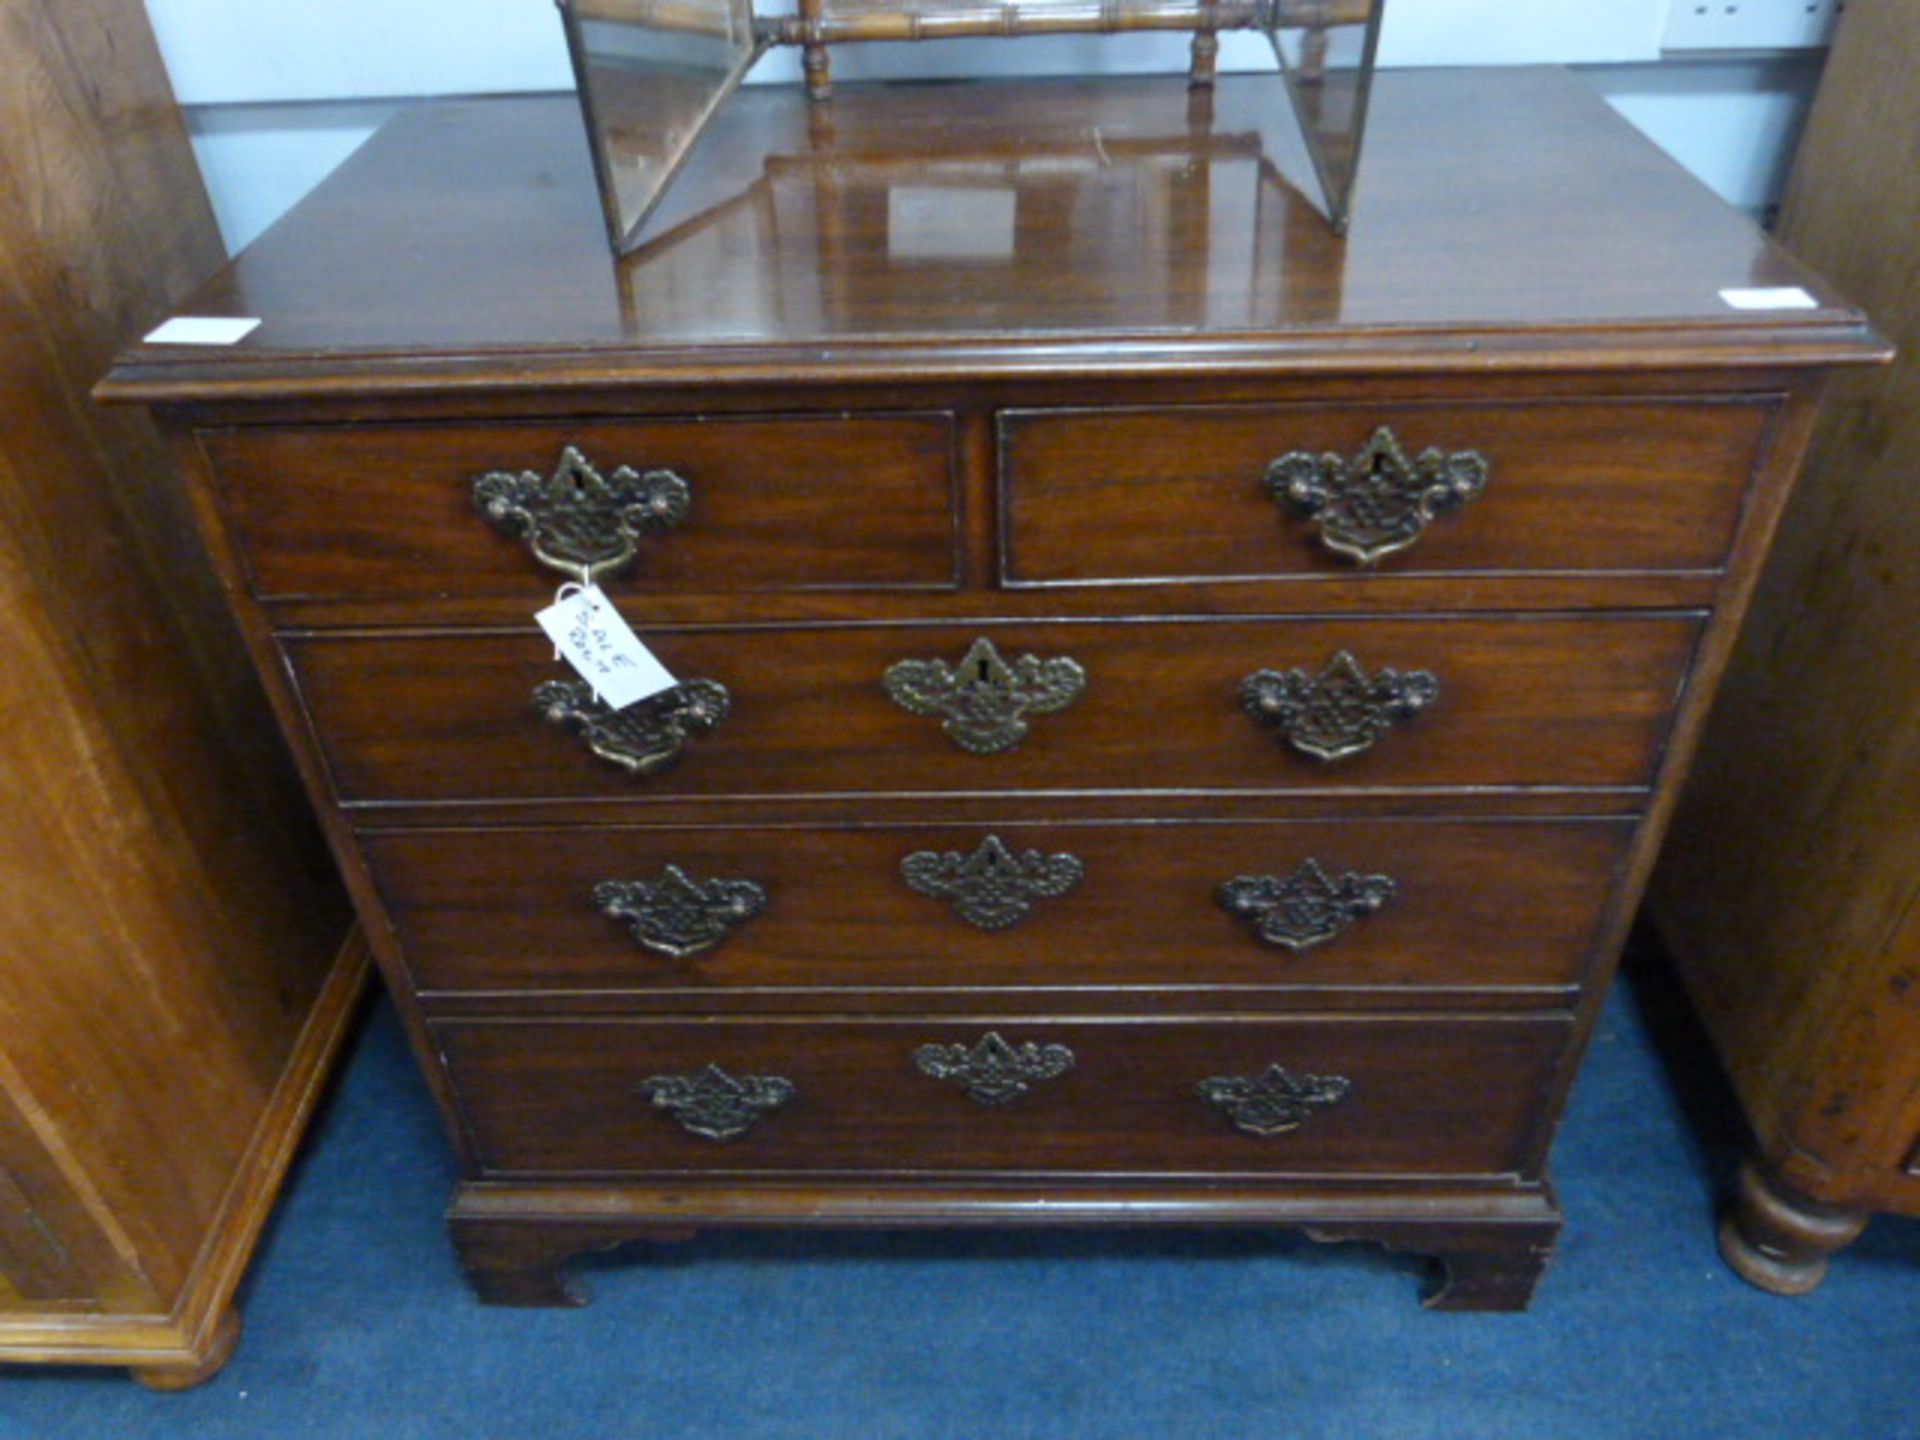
[535,585,677,710]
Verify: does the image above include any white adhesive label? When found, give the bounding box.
[143,316,263,345]
[535,585,677,710]
[1719,287,1818,311]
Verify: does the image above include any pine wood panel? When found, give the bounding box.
[0,0,360,1384]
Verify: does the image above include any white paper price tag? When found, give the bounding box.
[1719,286,1818,311]
[144,316,262,345]
[534,585,677,710]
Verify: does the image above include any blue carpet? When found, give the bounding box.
[4,949,1917,1438]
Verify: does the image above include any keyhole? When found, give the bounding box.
[977,658,993,684]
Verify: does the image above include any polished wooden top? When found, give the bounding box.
[104,67,1882,400]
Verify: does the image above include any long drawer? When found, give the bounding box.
[289,615,1699,804]
[434,1014,1570,1178]
[1000,397,1772,583]
[201,413,959,600]
[368,817,1631,995]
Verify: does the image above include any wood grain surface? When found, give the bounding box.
[0,0,358,1382]
[204,413,958,600]
[97,70,1877,402]
[1646,0,1920,1291]
[367,816,1631,997]
[1002,396,1772,583]
[102,69,1883,1312]
[436,1013,1569,1178]
[286,615,1701,804]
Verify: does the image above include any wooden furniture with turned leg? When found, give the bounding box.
[0,0,363,1387]
[1646,0,1920,1296]
[102,67,1882,1313]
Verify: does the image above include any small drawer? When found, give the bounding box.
[368,818,1631,995]
[434,1014,1569,1178]
[1000,398,1772,583]
[202,413,958,600]
[288,614,1699,804]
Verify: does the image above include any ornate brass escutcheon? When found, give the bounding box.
[1239,650,1438,762]
[640,1064,794,1141]
[1198,1064,1353,1137]
[593,865,768,959]
[882,636,1087,755]
[472,444,691,585]
[899,834,1084,931]
[913,1032,1076,1106]
[1267,426,1489,566]
[533,676,729,776]
[1216,859,1396,952]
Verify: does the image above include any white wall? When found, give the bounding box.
[147,0,1824,252]
[145,0,1690,102]
[145,0,574,103]
[1591,56,1823,220]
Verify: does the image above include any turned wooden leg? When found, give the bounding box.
[1188,32,1220,88]
[803,43,831,101]
[132,1306,241,1391]
[1719,1156,1868,1296]
[451,1218,697,1307]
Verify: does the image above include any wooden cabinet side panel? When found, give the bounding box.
[0,1083,155,1312]
[0,0,354,1318]
[1647,0,1920,1208]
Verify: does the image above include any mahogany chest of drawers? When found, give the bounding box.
[103,68,1882,1310]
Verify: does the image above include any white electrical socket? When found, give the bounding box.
[1664,0,1846,51]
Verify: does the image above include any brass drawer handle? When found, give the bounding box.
[473,444,690,585]
[1268,426,1488,565]
[882,636,1086,755]
[914,1032,1075,1106]
[1198,1064,1353,1137]
[593,865,767,958]
[533,677,729,777]
[1216,859,1396,952]
[900,834,1084,931]
[1239,650,1438,762]
[640,1064,794,1141]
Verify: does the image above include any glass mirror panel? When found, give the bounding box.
[559,0,1385,254]
[560,0,765,253]
[616,79,1346,336]
[1268,0,1382,232]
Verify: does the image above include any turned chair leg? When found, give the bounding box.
[1719,1156,1868,1296]
[799,0,830,102]
[1188,31,1220,88]
[803,43,831,101]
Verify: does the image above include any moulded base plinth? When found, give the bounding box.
[448,1176,1560,1312]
